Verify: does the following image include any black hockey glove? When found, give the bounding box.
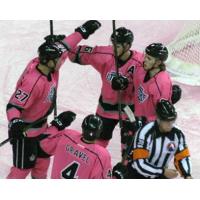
[171,84,182,104]
[9,118,26,140]
[75,20,101,39]
[44,34,66,44]
[120,126,135,160]
[135,116,147,130]
[122,116,146,133]
[122,120,135,133]
[111,75,129,91]
[112,162,128,179]
[51,111,76,131]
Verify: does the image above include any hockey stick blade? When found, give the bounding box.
[123,105,135,122]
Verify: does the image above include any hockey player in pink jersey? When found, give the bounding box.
[6,20,101,179]
[133,43,173,123]
[115,43,173,124]
[39,111,112,179]
[68,27,143,150]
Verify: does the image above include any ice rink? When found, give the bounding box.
[0,20,199,178]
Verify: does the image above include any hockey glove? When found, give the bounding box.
[122,119,135,133]
[171,84,182,104]
[112,162,128,179]
[135,116,147,130]
[121,126,135,160]
[9,118,26,139]
[51,111,76,131]
[75,20,101,39]
[111,75,129,91]
[122,116,146,133]
[44,34,66,43]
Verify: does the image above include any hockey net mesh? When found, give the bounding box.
[166,21,200,85]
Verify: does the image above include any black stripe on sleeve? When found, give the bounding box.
[154,137,165,166]
[6,103,23,112]
[135,159,163,177]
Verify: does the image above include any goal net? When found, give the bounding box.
[166,21,200,86]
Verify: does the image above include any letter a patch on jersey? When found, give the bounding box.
[127,65,135,74]
[137,85,148,103]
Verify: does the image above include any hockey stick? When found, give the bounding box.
[112,20,119,76]
[123,105,135,123]
[49,20,57,119]
[50,20,54,35]
[121,105,136,164]
[0,138,10,148]
[112,20,123,128]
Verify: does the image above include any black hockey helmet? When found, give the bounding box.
[145,43,168,61]
[38,42,63,64]
[81,114,103,141]
[156,99,177,121]
[111,27,134,44]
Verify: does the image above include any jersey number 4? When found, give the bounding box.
[61,161,80,179]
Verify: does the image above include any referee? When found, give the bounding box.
[113,99,192,179]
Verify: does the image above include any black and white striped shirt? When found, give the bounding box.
[132,121,191,178]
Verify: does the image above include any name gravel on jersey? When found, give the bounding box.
[66,144,89,163]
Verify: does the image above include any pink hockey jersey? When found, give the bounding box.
[6,32,83,137]
[40,126,112,179]
[133,65,172,122]
[68,45,143,120]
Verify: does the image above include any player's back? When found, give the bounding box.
[51,129,111,179]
